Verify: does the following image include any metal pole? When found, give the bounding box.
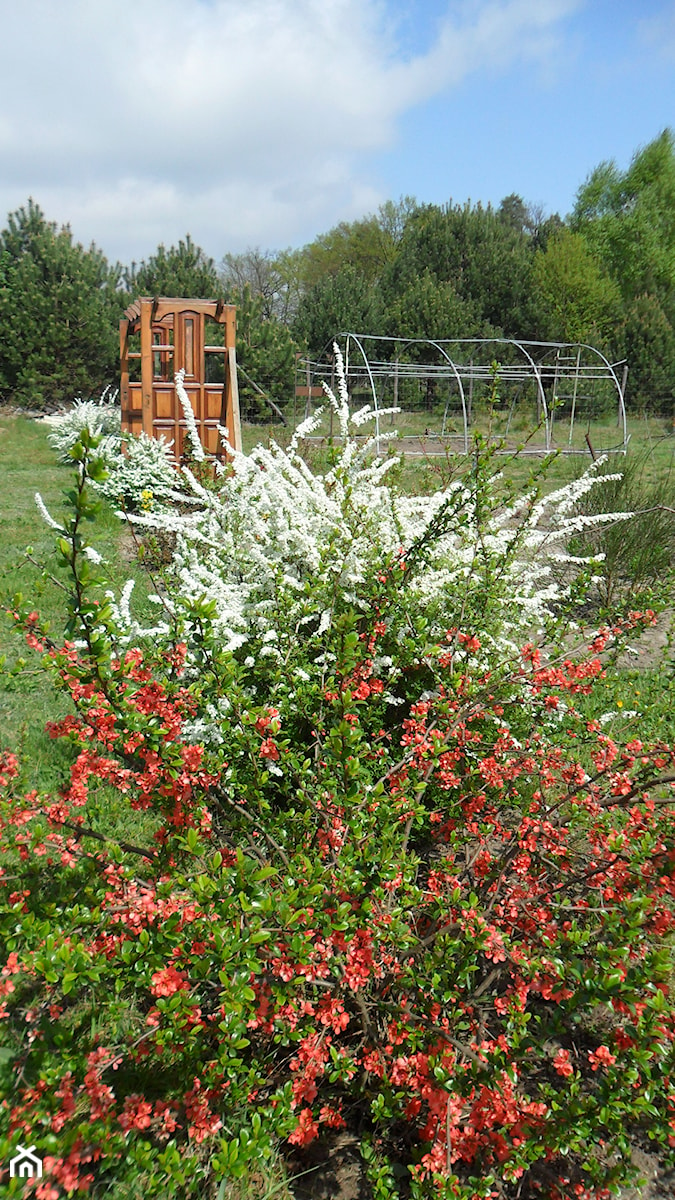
[550,352,560,437]
[329,354,335,440]
[568,347,581,448]
[620,364,629,450]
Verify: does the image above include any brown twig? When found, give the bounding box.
[54,818,157,860]
[216,791,291,870]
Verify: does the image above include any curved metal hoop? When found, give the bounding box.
[298,335,628,456]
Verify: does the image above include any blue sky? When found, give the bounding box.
[0,0,673,263]
[373,0,675,220]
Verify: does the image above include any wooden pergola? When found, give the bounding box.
[120,297,242,458]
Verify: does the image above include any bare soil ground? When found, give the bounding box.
[614,607,674,672]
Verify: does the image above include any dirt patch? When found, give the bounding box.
[286,1134,372,1200]
[285,1139,675,1200]
[618,1146,675,1199]
[613,608,674,672]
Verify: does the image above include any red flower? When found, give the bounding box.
[288,1107,319,1147]
[184,1078,222,1143]
[552,1048,573,1077]
[150,965,189,998]
[255,708,279,734]
[119,1094,153,1131]
[259,737,280,761]
[319,1104,346,1129]
[344,929,374,990]
[588,1045,616,1071]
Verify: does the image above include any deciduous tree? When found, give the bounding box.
[532,227,622,345]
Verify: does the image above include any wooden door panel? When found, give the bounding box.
[204,388,224,421]
[152,386,175,421]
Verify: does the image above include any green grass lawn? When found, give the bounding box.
[0,417,155,808]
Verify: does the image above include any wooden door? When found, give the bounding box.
[121,298,241,458]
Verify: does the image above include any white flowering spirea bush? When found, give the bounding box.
[46,391,122,462]
[96,431,178,511]
[46,392,177,511]
[121,350,630,684]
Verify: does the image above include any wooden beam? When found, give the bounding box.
[295,385,325,399]
[140,298,153,437]
[224,345,242,452]
[223,305,236,351]
[135,297,236,322]
[119,319,129,432]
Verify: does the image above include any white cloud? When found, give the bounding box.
[639,2,675,62]
[0,0,579,262]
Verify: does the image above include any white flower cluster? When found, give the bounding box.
[97,432,177,510]
[46,392,121,463]
[176,369,205,463]
[115,349,629,659]
[45,392,177,511]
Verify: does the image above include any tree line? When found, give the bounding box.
[2,130,675,415]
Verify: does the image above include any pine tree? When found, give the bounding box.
[232,285,298,422]
[0,200,122,408]
[125,235,219,298]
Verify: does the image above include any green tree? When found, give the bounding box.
[382,268,484,342]
[497,192,529,233]
[292,198,418,299]
[298,214,393,288]
[231,284,298,421]
[532,227,622,345]
[292,264,380,355]
[125,234,219,298]
[572,131,675,406]
[618,293,675,411]
[0,199,122,408]
[379,201,538,337]
[572,129,675,304]
[376,195,419,251]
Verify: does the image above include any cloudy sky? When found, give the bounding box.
[1,0,674,266]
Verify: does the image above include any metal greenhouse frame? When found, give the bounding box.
[296,335,629,456]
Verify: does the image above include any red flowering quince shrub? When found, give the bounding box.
[1,430,675,1199]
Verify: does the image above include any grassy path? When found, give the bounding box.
[0,417,78,789]
[0,417,147,794]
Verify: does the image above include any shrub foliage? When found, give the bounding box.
[1,364,675,1199]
